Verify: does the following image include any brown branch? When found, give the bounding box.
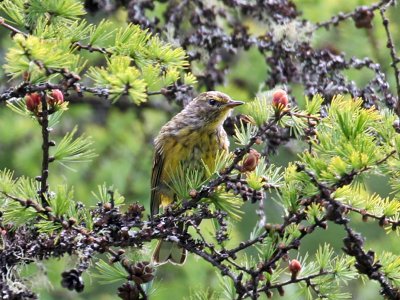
[380,8,400,116]
[343,223,400,299]
[179,241,246,298]
[257,270,332,294]
[73,42,113,56]
[0,17,27,37]
[38,93,50,207]
[315,0,392,29]
[0,192,46,214]
[343,204,400,228]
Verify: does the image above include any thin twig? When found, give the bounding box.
[380,8,400,115]
[315,0,392,29]
[343,204,399,227]
[0,17,28,37]
[38,93,50,207]
[73,42,113,56]
[256,270,331,294]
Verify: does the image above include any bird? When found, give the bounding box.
[150,91,244,265]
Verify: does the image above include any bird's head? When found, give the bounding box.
[186,91,244,129]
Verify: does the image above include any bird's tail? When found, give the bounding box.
[152,240,187,265]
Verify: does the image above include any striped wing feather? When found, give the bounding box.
[150,149,164,217]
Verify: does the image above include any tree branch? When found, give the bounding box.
[38,93,50,207]
[380,8,400,116]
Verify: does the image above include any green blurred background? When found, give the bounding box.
[0,0,399,299]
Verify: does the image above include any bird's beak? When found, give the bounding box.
[226,100,245,108]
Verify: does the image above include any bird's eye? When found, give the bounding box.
[208,99,217,106]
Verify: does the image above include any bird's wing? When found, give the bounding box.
[150,147,164,217]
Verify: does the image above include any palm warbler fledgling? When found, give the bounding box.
[151,91,243,265]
